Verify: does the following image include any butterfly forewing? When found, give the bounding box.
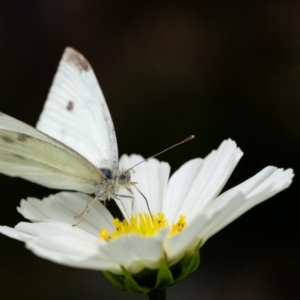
[0,113,103,193]
[36,47,118,170]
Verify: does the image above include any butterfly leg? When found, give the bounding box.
[114,196,130,219]
[73,196,101,226]
[126,187,135,212]
[115,194,134,218]
[74,194,91,218]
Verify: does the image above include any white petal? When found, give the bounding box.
[198,167,294,240]
[27,235,119,271]
[16,221,98,242]
[100,229,168,274]
[164,158,203,223]
[164,215,208,264]
[166,139,243,222]
[0,225,32,242]
[0,221,89,244]
[2,221,120,272]
[17,192,115,236]
[163,165,293,264]
[185,139,243,220]
[119,154,170,218]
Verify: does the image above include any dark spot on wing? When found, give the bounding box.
[12,154,26,160]
[64,48,90,72]
[17,133,29,142]
[1,135,14,143]
[66,101,74,111]
[100,168,113,180]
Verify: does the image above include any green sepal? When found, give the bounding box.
[173,241,201,283]
[103,242,202,293]
[154,257,174,289]
[103,259,173,293]
[103,271,127,291]
[121,266,151,293]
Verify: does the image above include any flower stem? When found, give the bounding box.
[147,288,167,300]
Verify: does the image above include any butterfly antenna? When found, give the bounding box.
[127,135,195,172]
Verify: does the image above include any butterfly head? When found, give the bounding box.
[117,170,132,188]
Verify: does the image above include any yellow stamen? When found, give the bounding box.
[100,229,110,241]
[170,215,186,236]
[99,212,187,241]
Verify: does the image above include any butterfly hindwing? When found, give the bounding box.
[0,112,103,193]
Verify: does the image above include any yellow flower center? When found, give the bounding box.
[100,212,187,241]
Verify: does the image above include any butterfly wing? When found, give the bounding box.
[0,112,103,193]
[36,47,118,170]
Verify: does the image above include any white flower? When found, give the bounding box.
[0,139,294,292]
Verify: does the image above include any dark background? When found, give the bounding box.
[0,1,299,299]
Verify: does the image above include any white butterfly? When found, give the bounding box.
[0,47,134,211]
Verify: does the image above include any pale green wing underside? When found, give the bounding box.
[0,112,103,193]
